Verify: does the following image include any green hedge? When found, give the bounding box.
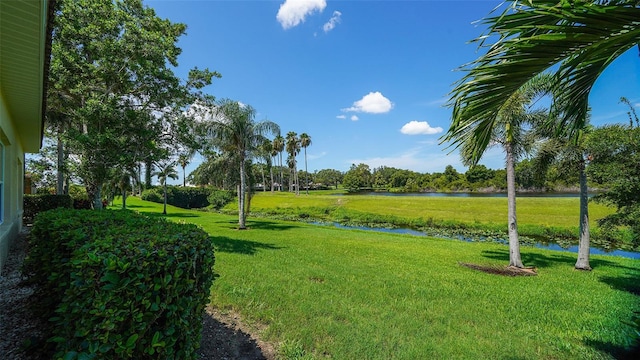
[23,194,73,224]
[23,209,215,359]
[141,186,234,210]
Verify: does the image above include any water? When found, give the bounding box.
[323,222,640,260]
[351,191,585,198]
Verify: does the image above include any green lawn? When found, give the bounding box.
[115,197,639,359]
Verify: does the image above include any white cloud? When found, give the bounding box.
[336,115,346,119]
[351,115,359,121]
[277,0,326,30]
[343,91,393,114]
[323,11,342,33]
[400,121,443,135]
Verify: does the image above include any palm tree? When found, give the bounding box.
[177,152,192,187]
[270,146,279,193]
[272,134,285,191]
[533,122,593,270]
[286,131,300,195]
[204,99,280,229]
[300,133,312,194]
[446,0,640,158]
[454,74,554,268]
[154,160,178,215]
[258,139,274,192]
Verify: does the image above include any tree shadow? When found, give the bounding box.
[211,236,283,255]
[598,274,640,296]
[481,248,625,270]
[583,338,639,360]
[200,311,270,359]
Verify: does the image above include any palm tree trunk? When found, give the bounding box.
[238,159,247,229]
[122,188,127,209]
[506,142,524,268]
[163,183,167,215]
[182,165,186,187]
[304,148,309,195]
[279,152,284,191]
[575,161,591,270]
[261,165,266,192]
[270,160,275,193]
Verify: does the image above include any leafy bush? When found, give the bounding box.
[142,186,214,209]
[23,209,215,359]
[207,190,234,210]
[23,194,73,224]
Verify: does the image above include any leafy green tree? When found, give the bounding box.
[315,169,343,189]
[300,133,312,194]
[586,123,640,244]
[200,99,279,229]
[465,164,494,188]
[446,0,640,150]
[48,0,218,209]
[343,164,373,192]
[154,161,178,215]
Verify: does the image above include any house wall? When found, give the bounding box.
[0,89,26,273]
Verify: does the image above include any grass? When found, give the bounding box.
[114,197,639,359]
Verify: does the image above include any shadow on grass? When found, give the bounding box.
[481,248,623,270]
[599,274,640,296]
[211,236,283,255]
[583,338,639,360]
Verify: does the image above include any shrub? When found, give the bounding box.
[23,194,73,224]
[24,209,215,359]
[141,187,163,203]
[207,190,234,210]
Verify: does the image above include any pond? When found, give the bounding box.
[321,222,640,260]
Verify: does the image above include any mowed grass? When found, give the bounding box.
[117,197,639,359]
[242,191,614,228]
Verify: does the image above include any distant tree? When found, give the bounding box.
[200,99,279,229]
[465,164,494,186]
[300,133,312,194]
[343,163,372,192]
[272,134,285,191]
[154,161,178,215]
[286,132,300,194]
[177,153,192,187]
[315,169,343,189]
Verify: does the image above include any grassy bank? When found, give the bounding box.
[225,191,632,250]
[115,197,639,359]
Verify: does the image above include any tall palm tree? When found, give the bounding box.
[258,139,274,192]
[445,0,640,158]
[154,160,178,215]
[272,134,285,191]
[300,133,312,195]
[533,122,593,270]
[455,74,554,268]
[204,99,280,229]
[177,152,192,187]
[286,131,300,195]
[270,146,279,193]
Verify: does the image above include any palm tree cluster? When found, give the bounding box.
[444,0,640,270]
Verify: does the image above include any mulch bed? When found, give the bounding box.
[459,262,538,276]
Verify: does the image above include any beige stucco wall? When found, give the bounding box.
[0,88,26,273]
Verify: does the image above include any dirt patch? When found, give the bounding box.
[459,262,538,276]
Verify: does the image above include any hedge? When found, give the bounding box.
[23,194,73,224]
[141,186,234,210]
[23,209,215,359]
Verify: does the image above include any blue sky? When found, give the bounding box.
[147,0,640,182]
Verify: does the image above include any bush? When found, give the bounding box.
[23,194,73,224]
[142,186,225,209]
[23,209,215,359]
[207,190,234,210]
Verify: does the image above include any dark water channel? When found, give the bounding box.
[319,222,640,260]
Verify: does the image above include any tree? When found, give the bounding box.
[154,161,178,215]
[586,123,640,244]
[315,169,343,189]
[445,0,640,160]
[300,133,312,194]
[200,99,280,229]
[48,0,218,209]
[343,163,373,193]
[450,74,554,268]
[286,132,300,194]
[533,122,593,270]
[272,135,285,191]
[177,153,192,187]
